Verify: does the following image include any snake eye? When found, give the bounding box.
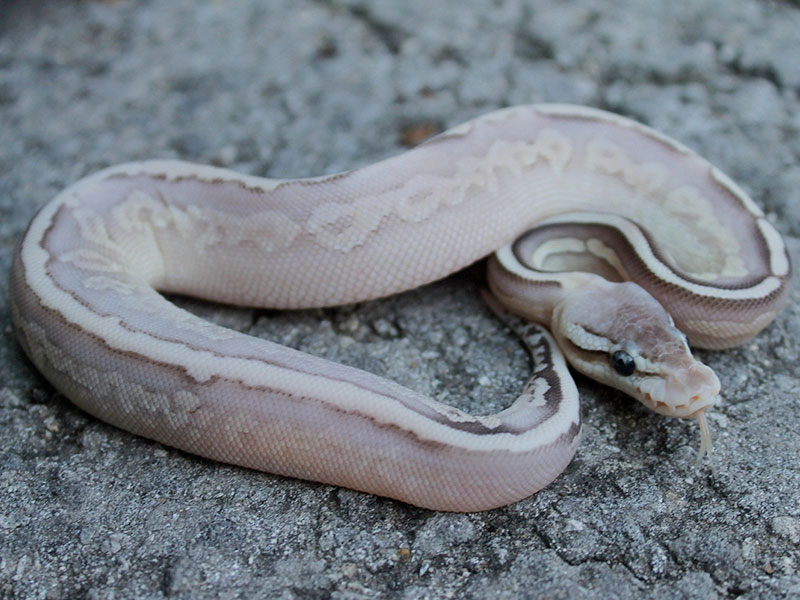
[611,350,636,376]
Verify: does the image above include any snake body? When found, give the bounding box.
[9,105,791,511]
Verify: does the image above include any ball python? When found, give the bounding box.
[9,104,791,512]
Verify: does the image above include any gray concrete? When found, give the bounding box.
[1,0,798,598]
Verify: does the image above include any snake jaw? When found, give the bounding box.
[641,361,720,418]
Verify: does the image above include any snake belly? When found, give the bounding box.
[9,104,791,511]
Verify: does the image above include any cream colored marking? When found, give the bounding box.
[563,322,609,352]
[757,218,790,277]
[530,238,587,270]
[73,207,122,250]
[639,378,666,404]
[108,161,289,193]
[585,139,668,194]
[581,138,746,280]
[661,185,746,278]
[307,132,574,252]
[585,238,626,277]
[82,276,138,296]
[17,316,202,429]
[22,193,574,453]
[530,213,779,300]
[104,190,303,253]
[629,353,662,376]
[60,249,124,273]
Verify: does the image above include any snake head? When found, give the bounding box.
[551,281,720,420]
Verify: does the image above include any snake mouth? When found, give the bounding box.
[638,361,720,419]
[641,391,717,418]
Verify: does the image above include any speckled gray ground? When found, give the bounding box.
[1,0,798,598]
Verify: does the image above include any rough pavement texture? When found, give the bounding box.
[1,1,799,598]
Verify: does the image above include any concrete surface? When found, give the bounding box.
[1,0,798,598]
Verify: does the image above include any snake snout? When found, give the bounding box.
[661,363,720,418]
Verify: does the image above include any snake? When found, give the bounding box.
[9,104,791,512]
